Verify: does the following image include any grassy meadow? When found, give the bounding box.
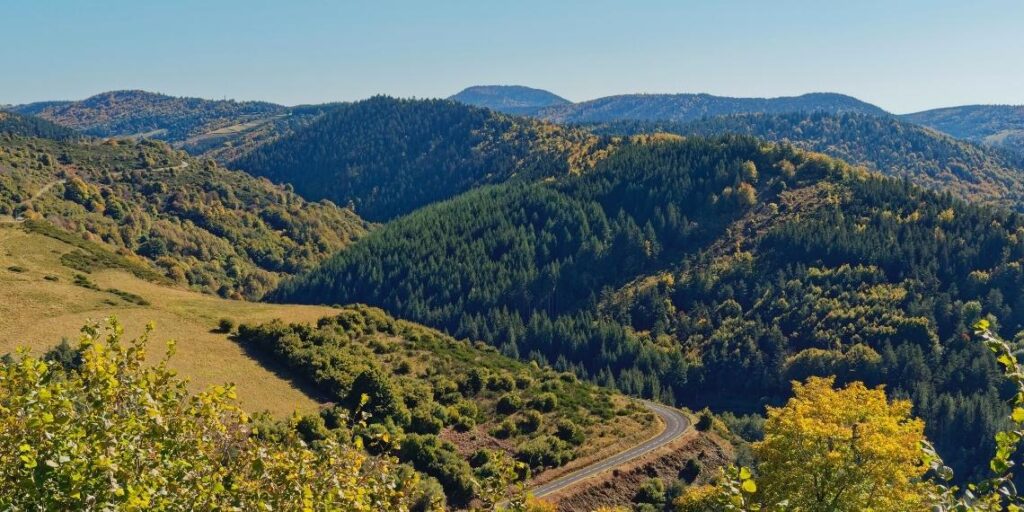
[0,224,335,415]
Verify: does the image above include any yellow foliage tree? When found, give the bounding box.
[0,318,425,511]
[752,376,935,511]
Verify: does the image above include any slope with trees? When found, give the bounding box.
[233,304,657,507]
[8,90,286,142]
[0,111,81,142]
[592,112,1024,210]
[270,136,1024,482]
[903,104,1024,159]
[232,96,615,221]
[0,133,367,299]
[0,317,453,511]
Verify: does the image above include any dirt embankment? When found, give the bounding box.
[545,430,732,511]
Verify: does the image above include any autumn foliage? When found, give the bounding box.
[0,318,422,511]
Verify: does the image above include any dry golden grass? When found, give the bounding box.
[0,225,335,416]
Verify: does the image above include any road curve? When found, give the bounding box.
[530,400,690,499]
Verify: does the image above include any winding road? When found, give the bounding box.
[530,400,691,499]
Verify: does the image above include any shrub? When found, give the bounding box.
[491,418,518,439]
[296,414,330,443]
[469,449,492,468]
[515,435,571,469]
[695,411,714,432]
[635,478,666,506]
[409,406,444,434]
[398,434,476,506]
[395,359,413,375]
[497,393,524,414]
[680,458,702,483]
[555,419,586,445]
[528,392,558,412]
[216,317,236,333]
[460,368,486,396]
[516,410,544,434]
[486,373,516,392]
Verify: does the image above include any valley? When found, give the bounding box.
[3,79,1024,511]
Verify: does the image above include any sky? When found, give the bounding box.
[2,0,1022,114]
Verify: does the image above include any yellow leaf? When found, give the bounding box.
[742,479,757,493]
[1013,408,1024,423]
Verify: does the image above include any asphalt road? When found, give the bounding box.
[530,400,691,499]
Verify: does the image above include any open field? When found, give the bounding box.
[0,224,336,416]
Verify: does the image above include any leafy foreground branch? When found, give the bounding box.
[678,319,1024,512]
[0,318,504,511]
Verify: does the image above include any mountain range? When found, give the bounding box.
[450,85,1024,157]
[6,85,1024,507]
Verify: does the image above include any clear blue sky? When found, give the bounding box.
[2,0,1022,113]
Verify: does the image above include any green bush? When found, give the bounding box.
[217,317,236,333]
[696,411,714,432]
[496,393,523,414]
[516,410,543,434]
[486,373,516,392]
[555,419,586,445]
[528,392,558,412]
[515,435,571,469]
[490,418,518,439]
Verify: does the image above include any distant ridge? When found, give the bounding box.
[7,90,286,142]
[902,104,1024,158]
[450,85,890,123]
[449,85,570,114]
[534,91,890,123]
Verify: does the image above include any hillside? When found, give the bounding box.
[232,96,615,221]
[0,222,674,508]
[8,90,286,142]
[235,305,661,507]
[270,136,1024,482]
[450,85,571,115]
[4,91,334,163]
[903,104,1024,158]
[534,92,889,124]
[592,112,1024,210]
[0,224,335,415]
[0,133,367,299]
[178,102,341,162]
[0,111,81,141]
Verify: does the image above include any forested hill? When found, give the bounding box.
[903,104,1024,158]
[532,92,889,124]
[0,111,81,141]
[591,112,1024,210]
[270,135,1024,482]
[231,96,615,221]
[449,85,571,115]
[0,133,367,299]
[8,90,286,142]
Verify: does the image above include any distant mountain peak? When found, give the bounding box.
[449,85,570,114]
